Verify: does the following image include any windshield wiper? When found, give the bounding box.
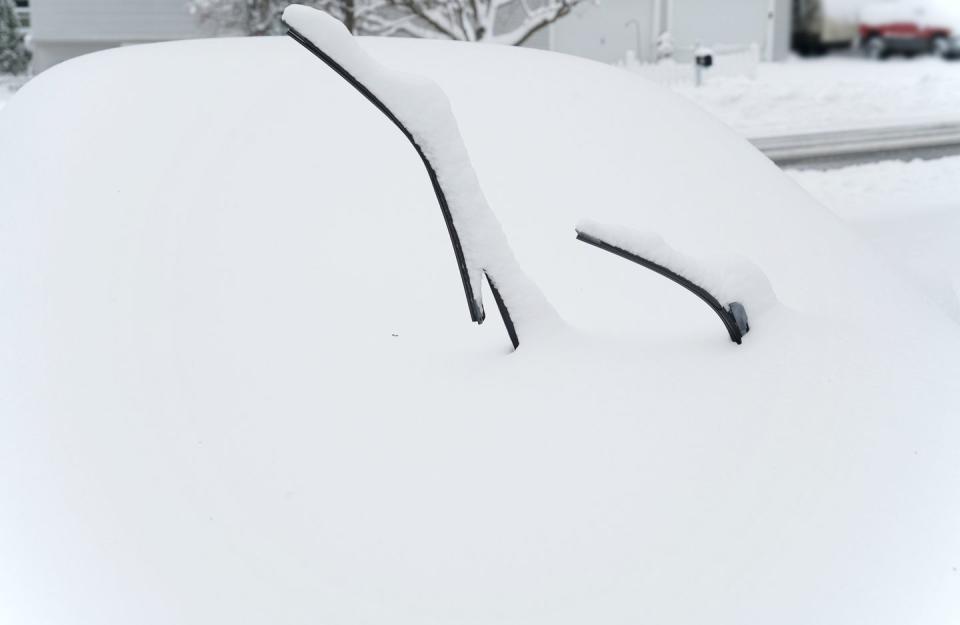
[283,7,558,350]
[576,228,750,344]
[285,26,483,326]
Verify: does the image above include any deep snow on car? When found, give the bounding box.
[2,8,960,624]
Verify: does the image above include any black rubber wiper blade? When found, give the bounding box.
[285,25,485,325]
[576,229,749,344]
[282,6,562,351]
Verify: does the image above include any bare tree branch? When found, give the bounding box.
[188,0,585,44]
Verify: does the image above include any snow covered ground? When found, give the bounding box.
[649,51,960,319]
[791,156,960,321]
[671,56,960,136]
[0,83,13,111]
[0,74,28,113]
[651,47,960,313]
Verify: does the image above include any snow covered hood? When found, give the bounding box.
[1,26,959,625]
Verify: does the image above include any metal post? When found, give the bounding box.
[694,40,702,87]
[651,0,662,60]
[765,0,777,61]
[626,19,642,60]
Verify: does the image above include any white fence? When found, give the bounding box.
[617,43,761,87]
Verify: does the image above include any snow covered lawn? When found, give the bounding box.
[791,156,960,321]
[670,56,960,136]
[0,82,13,113]
[0,74,27,114]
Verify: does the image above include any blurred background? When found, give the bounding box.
[1,0,958,311]
[3,1,959,137]
[2,0,959,144]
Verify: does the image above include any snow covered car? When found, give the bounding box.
[2,6,960,625]
[859,0,960,58]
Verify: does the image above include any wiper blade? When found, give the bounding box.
[282,7,559,351]
[576,228,750,345]
[285,26,483,325]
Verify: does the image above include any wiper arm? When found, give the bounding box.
[285,26,483,325]
[576,226,751,345]
[282,6,557,350]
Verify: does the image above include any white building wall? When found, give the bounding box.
[670,0,769,49]
[547,0,658,64]
[31,0,203,71]
[545,0,791,64]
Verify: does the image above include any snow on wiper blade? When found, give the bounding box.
[281,5,557,350]
[575,221,776,345]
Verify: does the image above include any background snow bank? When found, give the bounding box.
[790,156,960,321]
[0,74,26,114]
[671,57,960,136]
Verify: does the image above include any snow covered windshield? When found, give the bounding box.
[283,5,772,348]
[283,5,558,350]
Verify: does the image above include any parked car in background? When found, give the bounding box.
[859,0,960,58]
[793,0,960,57]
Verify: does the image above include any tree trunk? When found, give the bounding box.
[342,0,356,33]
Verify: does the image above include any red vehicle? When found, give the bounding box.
[859,1,960,58]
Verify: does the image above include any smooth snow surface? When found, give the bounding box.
[791,156,960,321]
[1,35,959,625]
[672,56,960,135]
[0,74,24,113]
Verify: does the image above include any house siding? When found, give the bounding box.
[548,0,791,63]
[549,0,658,64]
[32,0,201,41]
[32,0,203,70]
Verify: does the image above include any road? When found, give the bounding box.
[750,121,960,170]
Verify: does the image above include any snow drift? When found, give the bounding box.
[1,29,959,625]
